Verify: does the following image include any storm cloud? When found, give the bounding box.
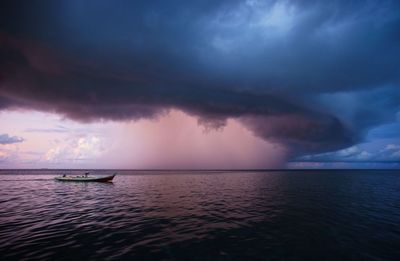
[1,0,400,158]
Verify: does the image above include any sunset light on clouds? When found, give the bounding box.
[1,110,286,169]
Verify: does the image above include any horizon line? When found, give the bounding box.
[1,168,399,171]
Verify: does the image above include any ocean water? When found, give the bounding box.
[0,170,399,260]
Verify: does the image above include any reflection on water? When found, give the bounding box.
[0,170,399,260]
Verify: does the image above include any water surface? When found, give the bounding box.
[0,170,399,260]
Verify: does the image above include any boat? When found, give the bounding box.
[55,173,116,182]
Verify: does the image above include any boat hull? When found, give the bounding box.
[55,174,116,182]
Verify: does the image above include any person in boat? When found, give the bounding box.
[85,172,89,178]
[62,174,66,177]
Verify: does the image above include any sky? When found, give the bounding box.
[0,0,400,169]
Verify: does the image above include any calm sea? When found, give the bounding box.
[0,170,399,260]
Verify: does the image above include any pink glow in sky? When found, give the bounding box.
[0,110,286,169]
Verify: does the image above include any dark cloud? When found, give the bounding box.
[1,0,400,157]
[241,113,354,156]
[368,123,400,139]
[0,134,24,145]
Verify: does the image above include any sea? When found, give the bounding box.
[0,169,399,260]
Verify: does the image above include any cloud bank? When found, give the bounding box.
[1,0,400,159]
[0,134,24,145]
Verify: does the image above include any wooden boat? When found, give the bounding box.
[55,173,116,182]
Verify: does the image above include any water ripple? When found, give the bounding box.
[0,170,399,260]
